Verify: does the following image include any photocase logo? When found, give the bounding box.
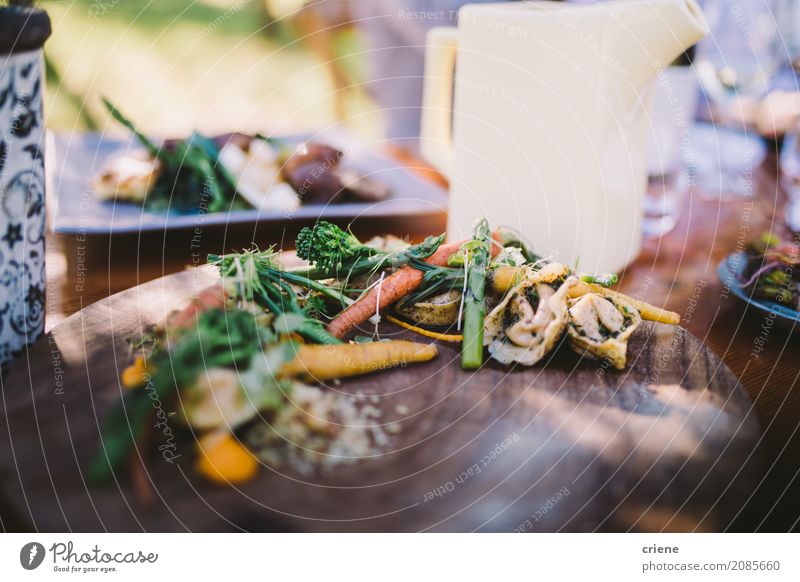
[20,542,46,570]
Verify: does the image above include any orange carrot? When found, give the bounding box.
[327,232,501,339]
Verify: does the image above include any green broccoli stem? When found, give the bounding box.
[286,257,388,281]
[286,264,334,280]
[316,239,442,280]
[462,219,491,370]
[289,249,422,280]
[269,269,353,307]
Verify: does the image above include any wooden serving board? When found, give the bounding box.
[0,269,761,532]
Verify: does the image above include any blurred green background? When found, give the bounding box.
[40,0,382,139]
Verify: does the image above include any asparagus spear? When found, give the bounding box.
[462,218,492,370]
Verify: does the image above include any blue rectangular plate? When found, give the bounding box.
[47,131,448,235]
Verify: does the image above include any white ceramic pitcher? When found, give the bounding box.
[421,0,708,271]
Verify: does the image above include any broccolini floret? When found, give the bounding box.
[295,221,379,274]
[295,221,445,279]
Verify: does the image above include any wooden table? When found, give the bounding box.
[623,153,800,532]
[2,150,799,532]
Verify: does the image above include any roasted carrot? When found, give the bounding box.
[280,340,438,380]
[326,239,462,338]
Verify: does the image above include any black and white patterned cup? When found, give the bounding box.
[0,5,51,371]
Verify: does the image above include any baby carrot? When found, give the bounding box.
[280,340,438,380]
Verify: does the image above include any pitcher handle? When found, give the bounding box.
[420,26,458,178]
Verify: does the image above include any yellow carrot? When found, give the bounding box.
[385,315,463,342]
[196,431,259,485]
[280,340,438,380]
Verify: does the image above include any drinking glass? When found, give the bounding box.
[644,67,699,238]
[693,0,784,199]
[776,0,800,231]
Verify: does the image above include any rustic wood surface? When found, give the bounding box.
[0,268,760,532]
[0,148,797,531]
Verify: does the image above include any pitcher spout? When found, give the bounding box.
[608,0,709,107]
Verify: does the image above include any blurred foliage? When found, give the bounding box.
[38,0,380,138]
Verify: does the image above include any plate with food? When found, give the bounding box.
[718,233,800,329]
[48,100,448,235]
[0,221,760,531]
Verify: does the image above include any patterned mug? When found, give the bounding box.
[0,5,51,371]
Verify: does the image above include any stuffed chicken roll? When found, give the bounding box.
[566,292,642,370]
[484,263,572,366]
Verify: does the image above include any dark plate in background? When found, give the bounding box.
[717,252,800,330]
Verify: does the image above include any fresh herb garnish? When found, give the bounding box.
[208,246,347,345]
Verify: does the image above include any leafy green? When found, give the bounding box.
[102,98,244,214]
[87,308,268,483]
